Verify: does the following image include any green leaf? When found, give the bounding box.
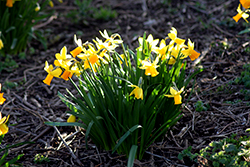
[85,120,94,149]
[44,122,86,129]
[5,26,15,33]
[127,145,138,167]
[3,153,24,167]
[10,38,18,50]
[112,125,142,154]
[58,92,78,113]
[239,28,250,35]
[0,141,34,152]
[0,150,8,166]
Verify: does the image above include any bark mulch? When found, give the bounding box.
[0,0,250,166]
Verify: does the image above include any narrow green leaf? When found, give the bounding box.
[10,38,17,50]
[85,120,94,149]
[45,122,86,129]
[5,26,15,33]
[0,150,8,166]
[3,153,24,167]
[112,125,142,153]
[239,28,250,35]
[127,145,138,167]
[0,141,34,152]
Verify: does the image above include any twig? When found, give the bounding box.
[9,126,52,153]
[43,117,84,166]
[185,105,195,131]
[57,130,80,150]
[217,122,235,135]
[212,106,238,122]
[211,23,234,37]
[33,15,58,30]
[170,130,182,148]
[145,151,189,167]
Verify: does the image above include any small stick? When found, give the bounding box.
[43,117,84,166]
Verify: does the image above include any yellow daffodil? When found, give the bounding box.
[0,84,6,105]
[54,46,72,62]
[165,86,184,105]
[74,35,83,47]
[43,61,62,86]
[233,4,249,22]
[168,44,186,65]
[0,113,9,135]
[84,54,99,70]
[58,0,63,3]
[0,39,3,50]
[129,85,143,100]
[153,39,169,59]
[81,45,101,71]
[140,57,159,77]
[60,70,73,80]
[0,93,6,105]
[99,30,123,45]
[138,34,159,51]
[54,46,78,80]
[168,27,185,45]
[70,46,82,58]
[6,0,14,7]
[70,35,84,58]
[49,0,54,7]
[240,0,250,9]
[67,115,76,122]
[181,39,200,61]
[93,37,118,53]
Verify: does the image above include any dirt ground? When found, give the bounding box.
[0,0,250,166]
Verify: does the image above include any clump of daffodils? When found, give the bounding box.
[43,28,200,105]
[44,28,201,160]
[233,0,250,22]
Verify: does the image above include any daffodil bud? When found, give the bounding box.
[67,115,76,123]
[35,3,40,12]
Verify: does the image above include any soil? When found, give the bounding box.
[0,0,250,166]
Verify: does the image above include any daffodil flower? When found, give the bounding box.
[99,30,123,45]
[93,37,118,53]
[0,93,6,105]
[168,44,186,65]
[0,84,5,105]
[153,39,169,59]
[138,34,159,51]
[168,27,185,45]
[6,0,14,7]
[49,0,54,7]
[0,113,9,135]
[129,85,143,100]
[165,86,184,105]
[67,115,76,123]
[70,35,84,58]
[35,3,40,12]
[0,39,3,50]
[240,0,250,9]
[81,45,102,71]
[54,46,78,80]
[139,57,159,77]
[181,39,200,61]
[70,46,82,58]
[43,61,62,86]
[233,4,249,22]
